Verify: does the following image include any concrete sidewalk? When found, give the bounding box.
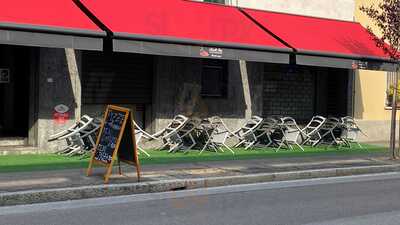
[1,152,399,206]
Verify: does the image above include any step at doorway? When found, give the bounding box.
[0,137,28,146]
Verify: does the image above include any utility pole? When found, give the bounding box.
[390,72,398,159]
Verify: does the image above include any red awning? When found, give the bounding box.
[0,0,105,50]
[243,8,396,71]
[78,0,292,63]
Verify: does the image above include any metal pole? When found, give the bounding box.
[390,71,398,159]
[397,69,400,159]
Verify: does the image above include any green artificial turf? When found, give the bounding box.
[0,154,89,173]
[140,144,386,165]
[0,144,387,173]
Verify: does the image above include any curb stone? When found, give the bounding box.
[1,164,400,207]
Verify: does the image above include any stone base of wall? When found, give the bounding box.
[356,120,392,143]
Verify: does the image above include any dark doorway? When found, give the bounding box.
[315,68,349,117]
[326,69,349,117]
[263,64,316,123]
[263,64,350,123]
[0,45,31,137]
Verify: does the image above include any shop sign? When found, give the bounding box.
[53,104,70,124]
[352,61,368,70]
[0,69,10,83]
[200,47,223,58]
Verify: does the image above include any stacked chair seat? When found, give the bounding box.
[199,116,236,155]
[48,115,101,156]
[301,116,327,146]
[232,116,264,149]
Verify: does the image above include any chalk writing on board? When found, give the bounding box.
[94,111,126,163]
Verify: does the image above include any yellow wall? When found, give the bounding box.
[354,0,383,36]
[354,0,393,121]
[354,70,390,120]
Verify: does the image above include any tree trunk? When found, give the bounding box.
[390,71,399,159]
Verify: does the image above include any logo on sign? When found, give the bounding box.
[358,61,368,70]
[352,61,368,70]
[200,48,210,57]
[199,47,223,58]
[53,104,70,124]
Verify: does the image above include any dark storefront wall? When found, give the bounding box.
[263,64,350,123]
[152,55,352,131]
[81,51,154,128]
[153,56,263,116]
[80,50,352,131]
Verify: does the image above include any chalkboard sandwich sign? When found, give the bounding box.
[87,105,141,183]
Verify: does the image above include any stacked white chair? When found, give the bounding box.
[199,116,236,155]
[253,117,280,148]
[232,116,264,149]
[301,116,327,146]
[339,116,367,149]
[133,120,158,157]
[153,115,201,152]
[276,117,305,151]
[169,117,201,153]
[313,117,341,147]
[48,115,101,156]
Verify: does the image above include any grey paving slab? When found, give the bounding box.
[0,152,395,194]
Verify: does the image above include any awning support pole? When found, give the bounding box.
[397,67,400,159]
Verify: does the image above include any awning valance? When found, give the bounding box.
[78,0,292,64]
[0,0,105,50]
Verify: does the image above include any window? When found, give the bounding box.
[201,59,228,98]
[386,72,398,107]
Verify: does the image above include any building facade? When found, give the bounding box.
[0,0,393,154]
[205,0,355,21]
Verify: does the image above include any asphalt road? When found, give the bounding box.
[3,172,400,225]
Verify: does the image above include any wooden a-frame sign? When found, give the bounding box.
[87,105,141,183]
